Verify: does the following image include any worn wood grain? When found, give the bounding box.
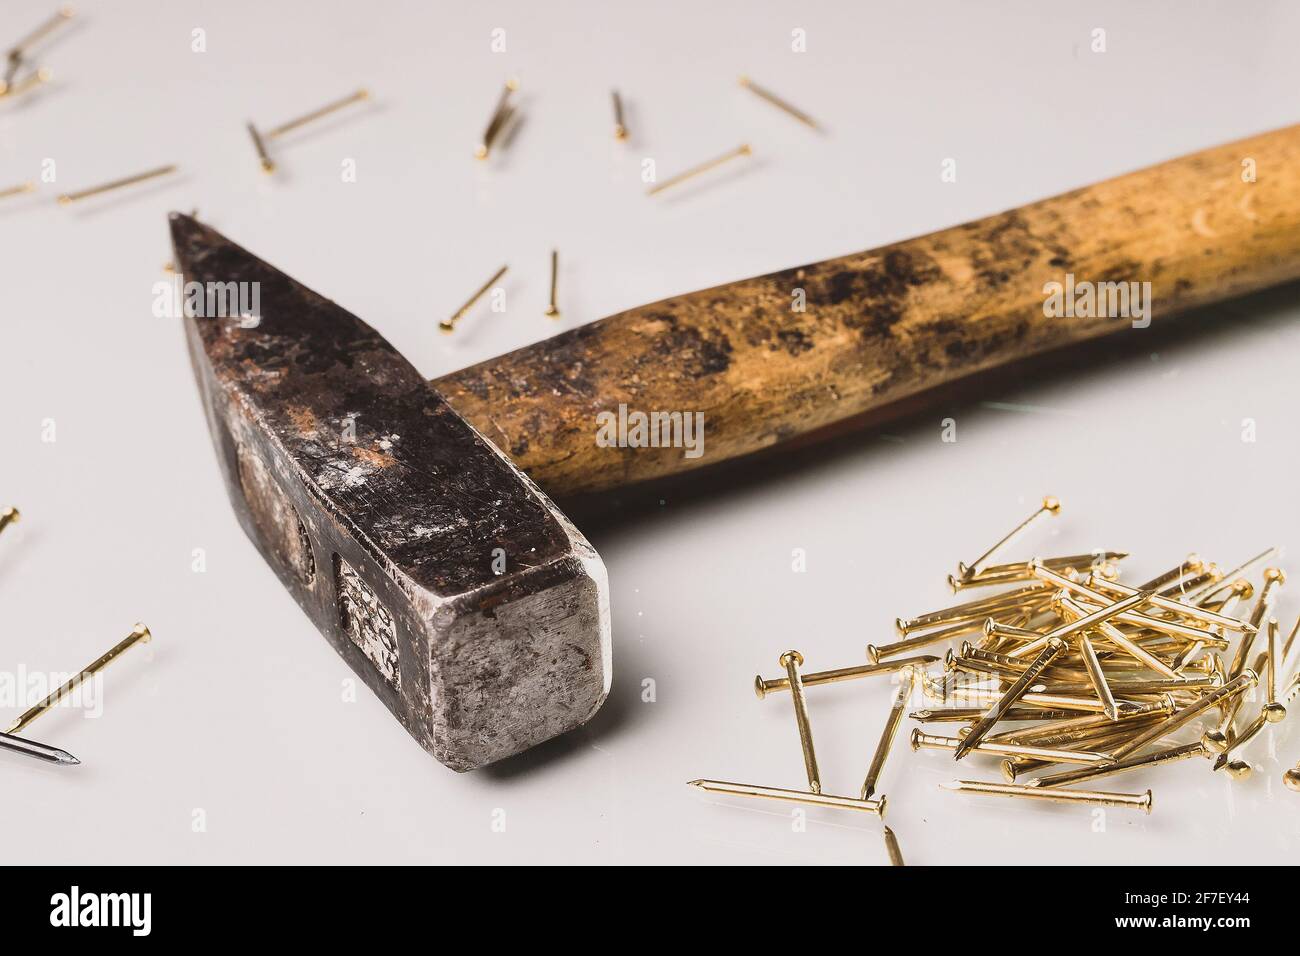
[434,124,1300,497]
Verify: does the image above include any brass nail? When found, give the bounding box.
[860,670,916,799]
[440,265,508,333]
[1219,759,1253,780]
[882,826,904,866]
[475,79,518,159]
[1,65,52,98]
[265,88,370,139]
[1284,762,1300,792]
[1110,670,1257,761]
[1267,616,1280,705]
[957,496,1060,581]
[754,654,937,698]
[611,89,627,140]
[779,650,821,794]
[1157,565,1220,599]
[954,638,1067,759]
[1229,567,1285,680]
[688,779,885,815]
[6,624,151,734]
[910,706,1075,722]
[247,122,275,173]
[949,552,1126,592]
[544,249,559,318]
[868,617,989,662]
[1030,741,1207,789]
[913,729,1111,765]
[1186,547,1277,601]
[0,181,35,200]
[646,144,752,196]
[738,74,818,129]
[897,583,1053,636]
[7,6,75,62]
[1136,554,1203,591]
[942,779,1152,813]
[1283,614,1300,664]
[57,164,177,205]
[0,506,19,537]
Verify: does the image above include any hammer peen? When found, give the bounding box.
[174,123,1300,771]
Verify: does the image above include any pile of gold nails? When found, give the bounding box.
[691,497,1299,862]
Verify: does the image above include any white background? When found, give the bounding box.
[1,0,1298,864]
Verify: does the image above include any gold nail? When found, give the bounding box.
[544,249,559,318]
[1110,671,1257,761]
[1,65,51,98]
[868,617,990,663]
[910,706,1075,722]
[688,779,885,815]
[1136,554,1203,591]
[7,6,75,62]
[897,583,1053,636]
[942,779,1152,813]
[0,181,35,200]
[779,650,821,794]
[611,89,627,140]
[0,506,19,537]
[6,623,151,734]
[1030,741,1207,789]
[948,552,1126,592]
[754,654,937,698]
[646,144,752,196]
[954,638,1067,759]
[247,122,275,173]
[475,79,518,159]
[440,265,508,333]
[265,88,370,139]
[860,670,916,799]
[1266,616,1280,705]
[1285,762,1300,792]
[57,164,177,205]
[1229,567,1285,679]
[1186,547,1277,601]
[738,74,818,129]
[882,826,904,866]
[956,496,1060,581]
[913,729,1111,766]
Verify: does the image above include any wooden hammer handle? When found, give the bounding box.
[434,124,1300,497]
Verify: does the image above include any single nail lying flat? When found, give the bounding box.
[957,496,1060,582]
[647,144,752,196]
[611,89,628,140]
[860,670,916,800]
[441,265,508,333]
[265,89,370,139]
[6,624,152,734]
[754,654,938,698]
[738,75,819,129]
[545,249,560,318]
[942,779,1152,813]
[57,164,178,205]
[475,79,518,159]
[0,729,79,766]
[688,779,885,815]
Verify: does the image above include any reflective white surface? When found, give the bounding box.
[1,0,1297,863]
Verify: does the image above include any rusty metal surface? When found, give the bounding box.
[171,214,611,771]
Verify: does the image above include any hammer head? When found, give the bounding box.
[170,214,611,771]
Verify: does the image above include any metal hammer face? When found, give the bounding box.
[170,214,611,772]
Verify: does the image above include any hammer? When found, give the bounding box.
[173,123,1300,772]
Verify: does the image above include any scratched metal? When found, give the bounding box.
[171,213,611,771]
